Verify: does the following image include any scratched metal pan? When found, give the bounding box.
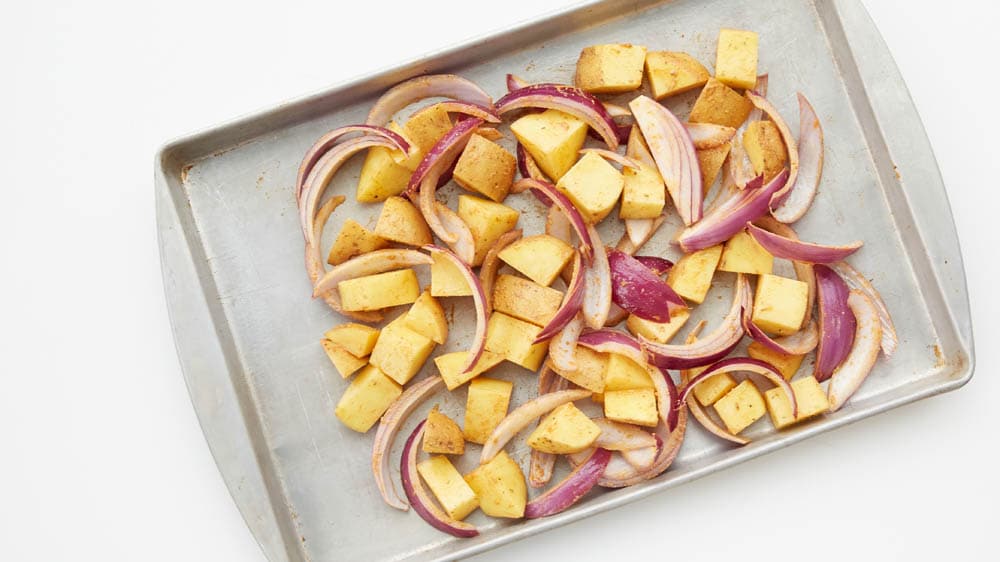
[155,0,973,560]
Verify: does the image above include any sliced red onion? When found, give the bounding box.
[814,265,857,381]
[312,249,432,298]
[626,124,656,167]
[576,329,646,368]
[408,100,501,125]
[772,93,823,223]
[513,144,554,206]
[685,123,737,150]
[372,376,443,511]
[524,448,611,519]
[680,324,749,446]
[624,219,654,248]
[480,229,523,314]
[582,225,611,329]
[753,216,816,328]
[654,366,680,432]
[746,223,861,264]
[366,74,494,127]
[592,418,657,451]
[536,252,585,343]
[548,314,585,372]
[603,102,631,118]
[679,357,798,418]
[480,389,592,464]
[828,291,883,411]
[579,148,642,170]
[633,256,673,276]
[506,73,529,92]
[425,246,488,373]
[515,178,594,262]
[829,261,898,356]
[746,92,800,206]
[496,83,620,149]
[545,205,571,243]
[745,317,820,356]
[749,74,769,120]
[727,75,769,190]
[608,249,686,323]
[529,370,569,488]
[400,421,479,538]
[434,202,476,265]
[620,445,657,470]
[616,216,665,255]
[413,118,484,244]
[295,125,410,205]
[472,127,504,141]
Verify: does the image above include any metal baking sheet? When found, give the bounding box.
[155,0,974,560]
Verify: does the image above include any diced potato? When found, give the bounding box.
[556,152,625,224]
[692,372,738,406]
[323,323,380,357]
[484,313,549,371]
[453,134,517,202]
[591,392,604,404]
[435,350,505,391]
[320,340,367,379]
[400,105,454,166]
[430,252,472,297]
[620,163,665,220]
[604,354,654,391]
[575,43,647,94]
[747,341,805,381]
[373,196,433,246]
[667,245,723,304]
[689,78,754,129]
[456,195,520,266]
[403,291,448,344]
[326,219,389,266]
[743,121,787,182]
[423,406,465,455]
[498,234,574,287]
[492,274,563,327]
[548,346,608,393]
[697,143,731,193]
[510,109,589,181]
[386,121,424,171]
[751,274,809,336]
[713,379,766,434]
[334,364,402,433]
[764,376,829,429]
[356,124,413,203]
[338,269,420,312]
[604,388,658,427]
[463,377,514,444]
[416,456,479,520]
[715,28,759,90]
[464,450,527,518]
[644,51,711,100]
[527,402,601,454]
[368,319,436,385]
[626,308,691,344]
[719,230,774,275]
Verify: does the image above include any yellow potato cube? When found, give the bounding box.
[620,163,665,220]
[320,340,367,379]
[430,251,472,297]
[464,450,526,518]
[575,43,647,94]
[548,346,608,393]
[719,230,774,275]
[417,456,479,520]
[527,402,601,454]
[498,234,574,287]
[713,380,766,434]
[556,152,625,224]
[715,28,760,90]
[463,377,514,444]
[604,353,654,391]
[644,51,711,100]
[434,350,505,391]
[743,121,788,182]
[689,78,754,129]
[751,274,809,336]
[356,124,412,203]
[626,308,691,344]
[747,341,806,381]
[334,364,402,433]
[368,320,436,385]
[326,219,389,266]
[453,134,516,202]
[667,245,723,304]
[604,388,658,427]
[510,109,589,181]
[484,313,548,371]
[373,196,433,247]
[492,274,563,327]
[692,372,738,406]
[338,269,420,312]
[456,195,520,266]
[764,376,830,430]
[423,406,465,455]
[697,143,732,193]
[399,104,453,167]
[403,291,448,344]
[323,323,380,357]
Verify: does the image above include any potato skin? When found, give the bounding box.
[575,44,647,94]
[689,78,754,129]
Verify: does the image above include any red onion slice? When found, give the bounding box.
[746,92,800,206]
[633,256,673,276]
[744,317,820,356]
[592,418,657,451]
[545,205,571,243]
[753,216,816,328]
[295,125,410,205]
[480,229,523,314]
[680,323,749,446]
[479,389,592,464]
[746,223,861,264]
[608,249,686,323]
[515,178,594,263]
[312,249,433,298]
[578,148,642,170]
[496,83,620,149]
[829,261,898,356]
[582,225,611,329]
[814,265,857,381]
[536,252,585,343]
[366,74,494,127]
[620,445,657,469]
[679,357,798,418]
[625,219,656,248]
[506,73,528,92]
[400,421,479,538]
[372,376,443,511]
[548,314,585,372]
[616,216,665,255]
[529,369,569,488]
[827,291,883,411]
[412,118,484,244]
[434,202,476,265]
[408,100,500,124]
[425,246,489,372]
[727,75,769,190]
[576,329,647,368]
[626,124,656,167]
[524,448,611,519]
[773,93,824,223]
[685,123,738,150]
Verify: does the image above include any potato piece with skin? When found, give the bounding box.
[464,450,526,518]
[423,406,465,455]
[510,109,589,181]
[320,340,367,379]
[403,290,448,344]
[719,230,774,275]
[626,308,691,344]
[748,341,805,381]
[689,78,754,129]
[556,151,625,224]
[604,354,654,391]
[713,379,766,434]
[604,388,658,427]
[492,274,563,327]
[498,234,574,287]
[667,245,723,304]
[548,346,609,393]
[334,364,402,433]
[368,319,436,385]
[338,269,421,312]
[527,402,601,454]
[373,196,433,246]
[715,28,760,90]
[323,323,379,357]
[430,252,472,297]
[743,121,787,182]
[697,143,731,194]
[356,123,413,203]
[484,313,549,371]
[575,43,647,94]
[644,51,711,100]
[751,274,809,336]
[326,219,389,266]
[765,376,829,429]
[456,195,520,266]
[453,134,517,202]
[463,377,514,445]
[417,456,479,520]
[620,163,665,220]
[435,350,505,391]
[693,372,738,406]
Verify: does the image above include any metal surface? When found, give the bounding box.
[154,0,974,560]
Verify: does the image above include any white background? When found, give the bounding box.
[0,1,995,560]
